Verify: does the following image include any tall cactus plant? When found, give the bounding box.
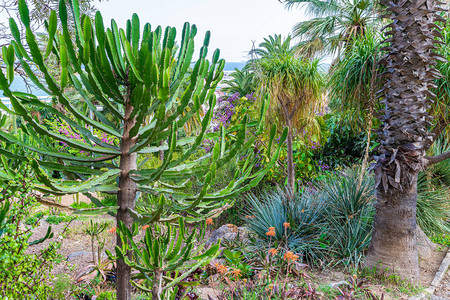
[0,0,286,298]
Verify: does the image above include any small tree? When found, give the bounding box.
[0,0,285,298]
[253,38,324,192]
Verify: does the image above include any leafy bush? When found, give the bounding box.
[46,212,75,224]
[25,211,45,225]
[431,233,450,247]
[0,166,60,298]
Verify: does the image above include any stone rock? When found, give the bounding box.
[66,251,91,261]
[206,224,247,246]
[329,281,350,288]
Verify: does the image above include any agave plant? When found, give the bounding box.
[76,220,115,283]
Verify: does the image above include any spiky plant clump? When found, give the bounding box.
[317,166,375,269]
[425,136,450,187]
[244,188,327,263]
[417,136,450,236]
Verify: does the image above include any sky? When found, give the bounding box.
[94,0,307,62]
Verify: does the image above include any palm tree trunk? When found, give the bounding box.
[366,0,445,281]
[117,87,137,300]
[286,122,295,194]
[365,172,420,282]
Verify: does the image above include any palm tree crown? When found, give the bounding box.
[282,0,380,56]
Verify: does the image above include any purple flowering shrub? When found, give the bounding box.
[45,117,116,157]
[203,92,259,151]
[210,92,256,132]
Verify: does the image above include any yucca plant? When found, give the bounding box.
[328,30,383,129]
[0,0,286,297]
[245,188,327,263]
[317,166,375,269]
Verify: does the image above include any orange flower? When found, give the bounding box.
[269,248,278,256]
[142,225,150,230]
[108,227,116,234]
[206,218,213,225]
[215,263,227,274]
[283,222,290,228]
[268,227,275,231]
[266,230,276,237]
[231,268,242,278]
[301,209,305,213]
[283,251,299,262]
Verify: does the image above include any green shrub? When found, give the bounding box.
[24,211,45,225]
[0,167,59,298]
[53,273,73,298]
[70,201,94,209]
[46,212,75,224]
[430,233,450,247]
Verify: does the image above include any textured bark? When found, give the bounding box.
[286,124,295,194]
[117,87,137,300]
[365,173,420,282]
[367,0,446,280]
[159,140,164,161]
[152,270,163,300]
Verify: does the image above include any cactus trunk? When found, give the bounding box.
[117,89,137,299]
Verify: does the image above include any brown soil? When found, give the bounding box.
[27,215,116,279]
[434,253,450,299]
[419,246,449,286]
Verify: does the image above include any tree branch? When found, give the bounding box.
[425,151,450,166]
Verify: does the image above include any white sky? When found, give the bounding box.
[95,0,306,62]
